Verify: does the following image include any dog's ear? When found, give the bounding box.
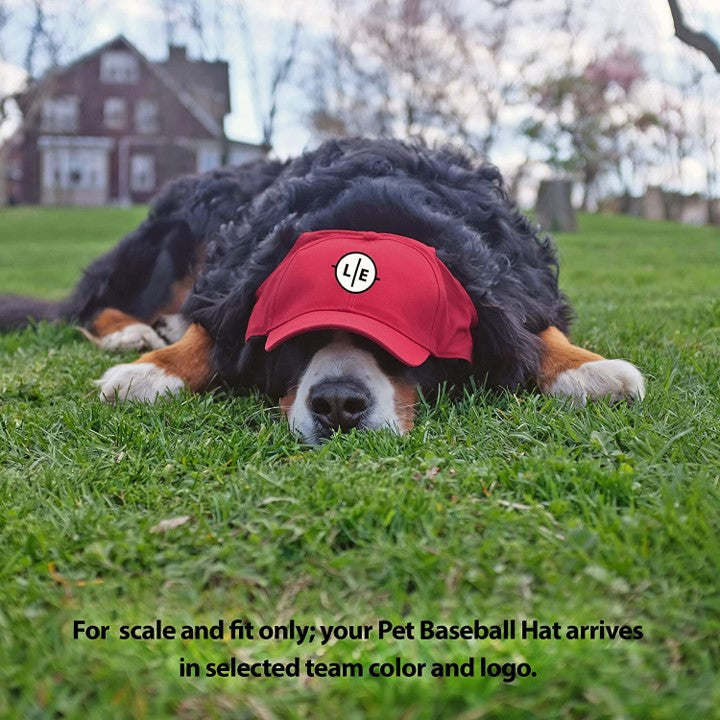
[229,334,302,397]
[216,334,267,392]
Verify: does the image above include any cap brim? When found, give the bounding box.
[263,310,430,367]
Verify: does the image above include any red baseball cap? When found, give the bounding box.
[245,230,478,366]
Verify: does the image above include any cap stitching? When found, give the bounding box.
[265,309,471,362]
[266,308,425,345]
[267,309,432,360]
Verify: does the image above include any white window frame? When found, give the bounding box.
[100,51,140,84]
[41,96,79,132]
[130,153,156,192]
[134,99,160,134]
[103,97,127,130]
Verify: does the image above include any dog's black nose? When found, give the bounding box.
[309,380,370,432]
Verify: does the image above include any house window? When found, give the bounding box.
[100,51,139,83]
[130,154,155,192]
[103,97,127,130]
[41,96,79,132]
[134,99,159,134]
[42,147,107,190]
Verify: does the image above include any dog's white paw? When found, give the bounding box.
[95,323,167,352]
[547,359,645,405]
[97,362,185,403]
[153,314,190,344]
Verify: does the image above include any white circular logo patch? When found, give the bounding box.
[333,252,379,293]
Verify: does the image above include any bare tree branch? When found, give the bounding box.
[0,0,8,36]
[24,0,46,76]
[262,20,300,147]
[235,3,264,143]
[234,5,300,148]
[668,0,720,72]
[189,0,206,56]
[21,0,80,78]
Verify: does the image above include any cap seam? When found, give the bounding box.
[266,257,296,324]
[417,247,443,348]
[265,308,430,349]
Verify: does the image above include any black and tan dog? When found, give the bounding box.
[0,158,286,348]
[2,138,644,445]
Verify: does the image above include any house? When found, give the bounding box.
[6,35,267,205]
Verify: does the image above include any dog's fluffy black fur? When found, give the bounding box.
[2,137,573,403]
[184,137,572,396]
[0,158,286,330]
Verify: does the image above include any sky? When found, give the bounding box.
[1,0,719,195]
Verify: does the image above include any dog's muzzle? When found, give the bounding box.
[308,378,371,434]
[283,333,407,445]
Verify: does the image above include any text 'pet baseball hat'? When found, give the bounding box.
[245,229,478,366]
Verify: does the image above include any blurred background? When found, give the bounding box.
[0,0,718,226]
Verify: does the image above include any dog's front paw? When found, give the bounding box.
[153,314,190,344]
[96,362,185,403]
[547,359,645,405]
[90,323,168,352]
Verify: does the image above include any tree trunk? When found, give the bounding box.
[535,179,577,232]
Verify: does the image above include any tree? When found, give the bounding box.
[523,49,659,209]
[235,6,300,148]
[311,0,470,141]
[310,0,542,158]
[0,0,85,138]
[0,0,12,128]
[161,0,207,53]
[153,0,301,149]
[667,0,720,72]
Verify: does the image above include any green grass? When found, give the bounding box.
[0,206,148,298]
[1,208,719,718]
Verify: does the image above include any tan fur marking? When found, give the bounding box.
[538,326,604,389]
[91,308,144,337]
[136,323,214,392]
[152,274,196,321]
[391,380,418,433]
[279,388,297,418]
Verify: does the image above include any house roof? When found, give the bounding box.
[100,35,226,138]
[16,34,269,151]
[156,45,231,122]
[21,34,226,139]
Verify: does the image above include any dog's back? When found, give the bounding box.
[0,158,287,336]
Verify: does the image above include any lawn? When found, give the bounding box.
[0,208,718,719]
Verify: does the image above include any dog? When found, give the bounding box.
[83,137,645,445]
[0,157,286,348]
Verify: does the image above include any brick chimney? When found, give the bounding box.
[167,45,187,65]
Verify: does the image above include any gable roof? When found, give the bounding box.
[24,34,225,139]
[156,45,230,122]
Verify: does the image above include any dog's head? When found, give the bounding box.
[237,229,477,444]
[189,139,564,443]
[246,329,471,444]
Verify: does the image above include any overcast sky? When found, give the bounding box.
[0,0,717,155]
[1,0,719,197]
